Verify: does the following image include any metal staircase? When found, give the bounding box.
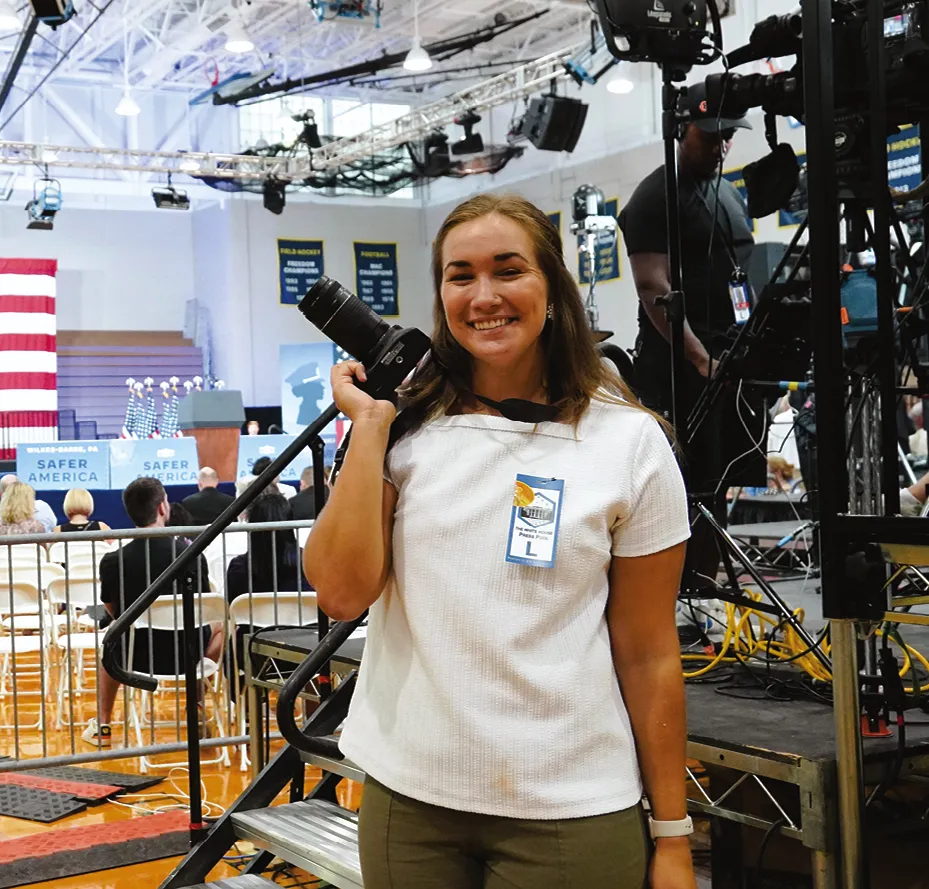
[160,617,369,889]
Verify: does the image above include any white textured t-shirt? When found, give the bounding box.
[339,398,690,819]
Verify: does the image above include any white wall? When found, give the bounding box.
[0,202,195,331]
[209,196,433,406]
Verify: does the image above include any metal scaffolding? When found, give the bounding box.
[0,38,605,180]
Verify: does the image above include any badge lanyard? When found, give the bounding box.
[691,178,752,324]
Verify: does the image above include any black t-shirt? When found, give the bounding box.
[100,536,210,616]
[618,165,755,341]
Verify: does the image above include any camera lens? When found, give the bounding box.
[299,276,392,365]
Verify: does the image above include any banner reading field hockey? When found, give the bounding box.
[109,438,199,488]
[279,239,324,305]
[354,242,398,316]
[16,441,110,490]
[577,198,620,285]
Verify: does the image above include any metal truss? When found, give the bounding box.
[0,139,303,180]
[309,38,608,170]
[0,36,607,179]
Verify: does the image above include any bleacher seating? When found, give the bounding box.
[57,331,204,438]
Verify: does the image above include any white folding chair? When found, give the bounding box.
[0,564,66,629]
[228,591,318,770]
[0,544,49,568]
[47,576,107,727]
[0,580,55,730]
[129,592,230,771]
[48,540,112,566]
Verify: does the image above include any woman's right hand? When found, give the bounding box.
[331,361,397,428]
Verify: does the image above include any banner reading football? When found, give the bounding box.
[354,242,398,316]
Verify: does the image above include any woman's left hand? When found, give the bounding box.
[649,837,698,889]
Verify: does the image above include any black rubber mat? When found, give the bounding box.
[18,765,163,792]
[0,785,86,822]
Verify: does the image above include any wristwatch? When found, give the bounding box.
[648,815,694,839]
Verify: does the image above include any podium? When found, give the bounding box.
[178,390,246,483]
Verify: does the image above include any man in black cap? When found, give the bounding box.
[619,83,762,586]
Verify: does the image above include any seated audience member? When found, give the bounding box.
[84,477,223,747]
[55,488,111,534]
[227,491,307,601]
[181,467,234,525]
[1,473,56,532]
[235,456,296,501]
[901,469,929,516]
[0,482,47,536]
[289,465,329,520]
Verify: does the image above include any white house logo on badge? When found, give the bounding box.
[157,448,176,458]
[647,0,672,23]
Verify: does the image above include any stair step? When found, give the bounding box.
[232,799,362,889]
[180,877,279,888]
[302,735,366,783]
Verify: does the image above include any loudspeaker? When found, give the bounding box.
[520,97,588,153]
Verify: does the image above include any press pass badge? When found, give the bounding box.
[729,268,751,324]
[506,475,565,569]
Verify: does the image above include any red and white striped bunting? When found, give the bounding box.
[0,258,58,460]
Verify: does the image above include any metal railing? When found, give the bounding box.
[0,519,315,772]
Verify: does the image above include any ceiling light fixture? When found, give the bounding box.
[403,0,432,72]
[0,0,20,30]
[606,64,634,95]
[225,21,254,54]
[115,89,141,116]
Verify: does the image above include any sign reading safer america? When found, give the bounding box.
[0,258,58,461]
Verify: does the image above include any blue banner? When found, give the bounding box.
[16,441,110,491]
[237,434,312,483]
[354,242,399,316]
[888,124,921,195]
[108,438,199,489]
[279,239,324,305]
[722,166,756,233]
[578,198,621,285]
[280,342,343,464]
[547,212,562,238]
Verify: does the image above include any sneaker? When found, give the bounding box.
[81,718,111,748]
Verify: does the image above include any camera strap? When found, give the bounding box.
[471,393,561,424]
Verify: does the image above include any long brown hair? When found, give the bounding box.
[398,193,664,433]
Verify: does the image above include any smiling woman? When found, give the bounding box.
[303,193,697,889]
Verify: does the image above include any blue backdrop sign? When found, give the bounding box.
[280,342,344,463]
[354,242,398,316]
[578,198,621,285]
[547,212,562,238]
[237,434,311,483]
[279,239,324,305]
[108,438,199,489]
[16,441,110,491]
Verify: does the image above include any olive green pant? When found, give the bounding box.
[358,777,649,889]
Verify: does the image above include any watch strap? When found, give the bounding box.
[648,815,694,839]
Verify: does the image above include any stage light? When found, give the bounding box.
[404,37,432,72]
[451,110,484,156]
[606,65,634,95]
[225,21,254,53]
[263,177,286,215]
[0,0,20,30]
[152,186,190,210]
[178,157,201,173]
[115,89,141,116]
[25,177,61,231]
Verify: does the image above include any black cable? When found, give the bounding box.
[755,817,787,883]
